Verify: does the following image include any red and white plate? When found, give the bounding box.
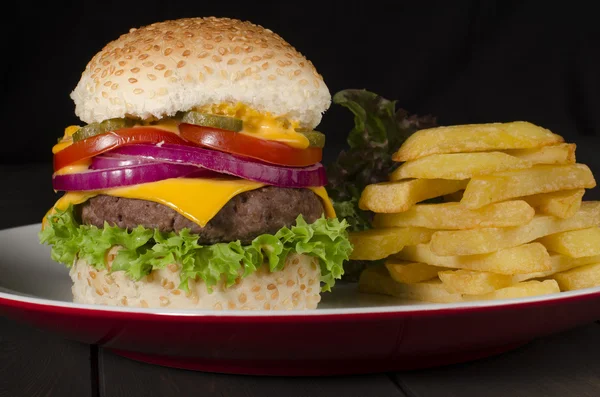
[2,223,600,376]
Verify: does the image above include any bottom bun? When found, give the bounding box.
[70,250,322,310]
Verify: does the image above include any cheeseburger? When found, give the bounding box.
[40,17,352,310]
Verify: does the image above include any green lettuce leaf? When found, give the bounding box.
[39,206,352,293]
[325,89,438,280]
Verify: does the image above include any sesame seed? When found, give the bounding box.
[228,301,236,309]
[176,40,184,48]
[255,293,265,301]
[103,285,110,293]
[140,300,149,308]
[121,297,128,306]
[172,289,181,296]
[238,293,247,304]
[77,272,81,280]
[138,54,149,60]
[118,61,126,67]
[89,271,97,279]
[155,64,166,70]
[212,55,222,62]
[164,70,173,78]
[263,302,271,310]
[95,288,104,296]
[128,78,138,84]
[286,280,295,287]
[147,74,157,81]
[182,50,191,57]
[271,291,279,300]
[164,281,175,290]
[251,55,261,62]
[198,71,205,81]
[168,263,178,273]
[103,81,112,87]
[268,75,276,80]
[130,67,140,73]
[267,284,276,290]
[294,69,301,76]
[299,79,308,86]
[177,60,186,68]
[197,52,208,59]
[159,296,170,307]
[86,279,91,287]
[115,69,124,76]
[203,43,214,50]
[214,302,223,310]
[204,66,213,74]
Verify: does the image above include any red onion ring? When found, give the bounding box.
[52,162,210,191]
[107,143,328,188]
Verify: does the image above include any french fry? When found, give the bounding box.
[349,227,434,260]
[463,280,560,301]
[551,263,600,291]
[537,227,600,258]
[393,121,564,162]
[438,269,513,294]
[390,152,532,180]
[359,266,463,303]
[385,260,445,284]
[514,253,600,282]
[522,189,584,219]
[395,242,551,275]
[373,200,534,230]
[504,143,576,165]
[359,179,468,213]
[461,164,595,209]
[429,202,600,256]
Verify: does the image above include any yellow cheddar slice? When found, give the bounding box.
[43,178,335,230]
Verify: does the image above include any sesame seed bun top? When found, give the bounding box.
[70,17,331,129]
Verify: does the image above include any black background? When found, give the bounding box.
[1,0,598,165]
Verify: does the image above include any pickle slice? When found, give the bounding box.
[297,130,326,148]
[73,118,135,142]
[181,111,243,132]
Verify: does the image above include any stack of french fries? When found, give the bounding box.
[353,121,600,303]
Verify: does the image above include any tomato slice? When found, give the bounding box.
[179,124,322,167]
[53,128,189,171]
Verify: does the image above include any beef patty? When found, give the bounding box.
[78,187,325,244]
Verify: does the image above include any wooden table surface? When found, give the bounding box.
[2,161,600,397]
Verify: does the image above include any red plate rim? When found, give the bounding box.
[2,286,600,323]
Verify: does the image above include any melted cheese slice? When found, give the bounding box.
[44,178,336,230]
